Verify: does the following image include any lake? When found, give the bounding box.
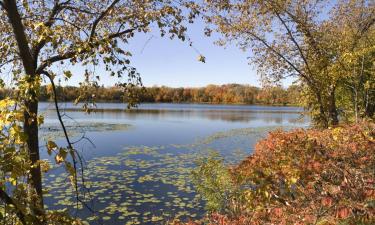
[38,102,309,224]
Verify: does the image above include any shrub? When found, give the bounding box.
[191,152,244,216]
[188,123,375,225]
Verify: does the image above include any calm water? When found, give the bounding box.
[38,102,309,224]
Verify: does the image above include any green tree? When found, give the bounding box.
[203,0,375,127]
[327,1,375,122]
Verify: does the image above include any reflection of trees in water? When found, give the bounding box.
[54,108,309,124]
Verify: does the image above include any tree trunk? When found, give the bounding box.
[354,88,358,123]
[328,90,339,126]
[315,91,329,128]
[4,0,44,215]
[364,88,375,118]
[24,97,44,208]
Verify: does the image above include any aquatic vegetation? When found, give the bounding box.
[39,122,132,140]
[42,126,291,224]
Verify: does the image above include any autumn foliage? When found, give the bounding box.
[0,84,302,106]
[186,123,375,225]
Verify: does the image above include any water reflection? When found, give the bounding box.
[40,102,309,125]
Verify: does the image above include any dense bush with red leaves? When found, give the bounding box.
[178,123,374,225]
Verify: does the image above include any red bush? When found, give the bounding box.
[183,123,375,225]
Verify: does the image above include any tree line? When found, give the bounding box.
[1,84,302,106]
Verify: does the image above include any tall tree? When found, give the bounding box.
[0,0,198,223]
[328,1,375,122]
[203,0,375,127]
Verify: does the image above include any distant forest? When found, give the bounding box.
[0,84,302,106]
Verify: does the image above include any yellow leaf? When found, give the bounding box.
[47,141,57,155]
[197,55,206,63]
[55,155,64,164]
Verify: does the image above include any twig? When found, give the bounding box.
[41,70,80,214]
[41,71,102,223]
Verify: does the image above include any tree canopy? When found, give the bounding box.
[202,0,375,127]
[0,0,199,223]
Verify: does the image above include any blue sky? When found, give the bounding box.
[62,20,259,88]
[60,19,294,88]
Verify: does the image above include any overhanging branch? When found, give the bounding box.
[36,27,137,74]
[3,0,35,75]
[41,70,104,221]
[32,0,69,62]
[89,0,120,40]
[273,11,314,80]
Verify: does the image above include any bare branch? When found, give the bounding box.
[41,70,105,222]
[0,57,19,68]
[3,0,34,75]
[32,0,66,61]
[64,5,96,15]
[89,0,120,40]
[53,17,89,36]
[281,7,323,57]
[273,10,314,80]
[243,29,314,86]
[41,70,82,210]
[108,27,137,39]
